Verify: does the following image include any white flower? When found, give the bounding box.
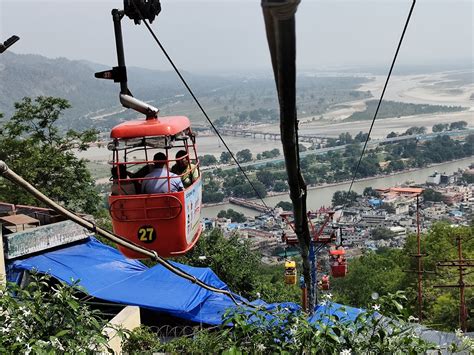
[256,343,266,351]
[407,315,419,322]
[340,349,352,355]
[326,293,333,299]
[25,343,32,355]
[455,328,463,338]
[372,304,380,311]
[319,300,328,306]
[52,338,65,351]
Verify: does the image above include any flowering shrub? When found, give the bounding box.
[122,291,453,354]
[0,274,110,354]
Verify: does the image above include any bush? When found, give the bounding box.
[121,292,454,353]
[0,274,110,353]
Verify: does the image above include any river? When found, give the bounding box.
[202,156,473,218]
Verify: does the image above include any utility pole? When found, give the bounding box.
[434,235,474,332]
[404,191,427,321]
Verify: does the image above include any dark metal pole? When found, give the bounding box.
[112,9,129,94]
[261,0,314,311]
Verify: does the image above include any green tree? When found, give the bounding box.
[275,200,292,211]
[202,190,225,203]
[363,186,380,197]
[403,223,474,330]
[432,123,449,132]
[331,190,359,207]
[404,126,426,136]
[423,188,443,202]
[332,249,407,306]
[236,149,252,163]
[217,209,246,223]
[198,154,218,166]
[273,180,288,192]
[176,229,260,298]
[219,151,232,164]
[379,202,396,214]
[0,274,110,353]
[429,293,458,331]
[449,121,467,130]
[0,97,100,214]
[256,170,275,188]
[355,131,369,142]
[371,227,396,240]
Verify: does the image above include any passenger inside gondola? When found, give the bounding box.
[111,164,136,195]
[171,150,199,188]
[142,152,184,194]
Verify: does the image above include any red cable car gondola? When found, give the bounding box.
[329,249,348,278]
[96,6,203,258]
[108,116,202,259]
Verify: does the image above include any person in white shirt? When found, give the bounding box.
[142,152,184,194]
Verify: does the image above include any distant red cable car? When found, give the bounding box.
[329,249,348,278]
[108,115,202,259]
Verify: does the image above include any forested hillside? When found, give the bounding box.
[0,52,373,132]
[0,52,230,131]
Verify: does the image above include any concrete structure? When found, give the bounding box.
[103,306,141,354]
[426,172,441,185]
[359,212,390,228]
[389,226,407,239]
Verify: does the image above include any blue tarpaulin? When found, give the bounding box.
[7,237,359,325]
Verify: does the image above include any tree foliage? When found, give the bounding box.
[236,149,252,163]
[331,190,360,207]
[332,222,474,332]
[198,154,218,166]
[217,208,247,223]
[176,229,261,298]
[0,97,100,213]
[122,292,451,354]
[0,274,110,353]
[371,227,396,240]
[276,200,293,211]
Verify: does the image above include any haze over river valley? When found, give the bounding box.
[77,70,473,214]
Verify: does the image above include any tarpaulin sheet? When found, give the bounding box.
[7,237,467,346]
[7,237,354,325]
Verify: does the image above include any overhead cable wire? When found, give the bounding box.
[135,9,271,211]
[347,0,417,194]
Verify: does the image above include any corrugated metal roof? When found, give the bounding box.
[0,214,40,226]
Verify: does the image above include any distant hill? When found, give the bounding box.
[0,52,231,131]
[0,52,373,132]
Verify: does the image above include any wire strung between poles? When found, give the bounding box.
[133,5,271,211]
[348,0,417,194]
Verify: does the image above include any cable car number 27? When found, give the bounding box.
[137,226,156,243]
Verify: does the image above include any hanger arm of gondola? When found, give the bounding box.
[0,35,20,54]
[94,6,160,119]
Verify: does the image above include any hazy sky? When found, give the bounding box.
[1,0,472,73]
